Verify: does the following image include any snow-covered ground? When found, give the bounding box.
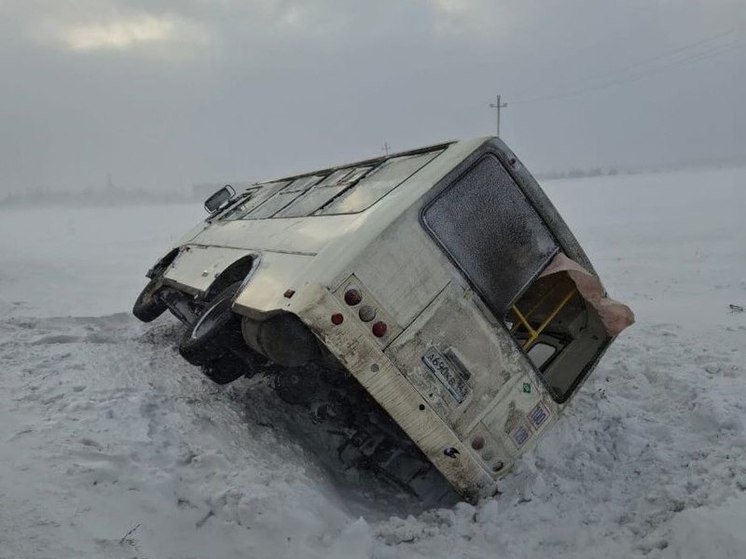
[1,167,745,558]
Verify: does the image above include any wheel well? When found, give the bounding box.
[147,248,180,278]
[204,255,255,301]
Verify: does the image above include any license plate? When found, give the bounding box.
[421,347,470,403]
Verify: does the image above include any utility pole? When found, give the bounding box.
[489,94,507,137]
[382,142,390,155]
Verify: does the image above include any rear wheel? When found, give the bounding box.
[179,283,267,384]
[133,278,168,322]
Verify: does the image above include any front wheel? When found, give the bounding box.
[133,278,168,322]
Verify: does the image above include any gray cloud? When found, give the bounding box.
[1,0,743,193]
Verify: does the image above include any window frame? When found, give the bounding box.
[420,153,560,317]
[230,146,447,221]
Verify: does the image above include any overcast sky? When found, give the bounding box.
[1,0,744,194]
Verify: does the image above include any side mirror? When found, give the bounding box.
[204,185,236,214]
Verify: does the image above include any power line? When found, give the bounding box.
[580,29,735,84]
[512,31,744,105]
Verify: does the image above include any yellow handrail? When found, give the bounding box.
[510,286,555,334]
[512,287,577,351]
[511,304,537,340]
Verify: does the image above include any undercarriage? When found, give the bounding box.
[271,362,455,503]
[156,285,454,502]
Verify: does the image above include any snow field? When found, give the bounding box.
[0,166,745,558]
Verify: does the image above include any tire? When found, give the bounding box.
[178,282,257,384]
[133,278,168,322]
[201,352,253,385]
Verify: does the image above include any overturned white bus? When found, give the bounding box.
[133,137,633,502]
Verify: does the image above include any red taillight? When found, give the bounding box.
[331,313,344,325]
[344,288,362,306]
[372,321,387,338]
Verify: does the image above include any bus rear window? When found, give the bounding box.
[422,154,558,315]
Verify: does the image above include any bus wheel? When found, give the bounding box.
[178,282,251,384]
[133,278,168,322]
[200,352,252,385]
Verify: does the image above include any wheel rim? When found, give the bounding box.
[192,296,233,339]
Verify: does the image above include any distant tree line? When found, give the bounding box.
[535,167,622,181]
[0,186,190,208]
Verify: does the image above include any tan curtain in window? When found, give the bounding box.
[540,253,634,336]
